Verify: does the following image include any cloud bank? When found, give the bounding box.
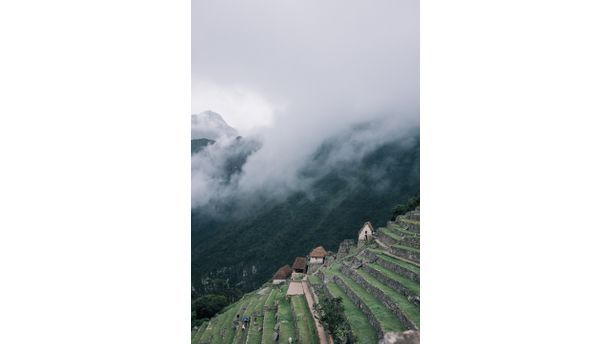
[192,0,419,208]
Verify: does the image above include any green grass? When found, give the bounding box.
[355,268,419,328]
[277,294,296,343]
[209,300,242,344]
[326,280,378,343]
[262,286,288,344]
[387,222,419,237]
[309,274,322,285]
[191,319,209,344]
[261,289,278,344]
[393,244,420,254]
[368,249,420,273]
[327,264,404,332]
[233,294,262,344]
[368,263,419,295]
[291,295,319,344]
[245,289,271,344]
[379,227,401,241]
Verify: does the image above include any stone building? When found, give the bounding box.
[272,265,293,284]
[308,246,327,264]
[292,257,308,273]
[358,221,374,241]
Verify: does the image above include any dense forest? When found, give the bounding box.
[191,132,419,326]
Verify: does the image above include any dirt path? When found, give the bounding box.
[302,279,330,344]
[286,281,304,295]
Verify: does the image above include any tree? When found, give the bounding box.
[315,297,356,343]
[391,194,420,220]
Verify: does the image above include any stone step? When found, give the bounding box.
[340,263,418,330]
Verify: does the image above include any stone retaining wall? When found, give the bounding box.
[377,230,398,246]
[400,235,420,249]
[390,246,420,263]
[405,223,420,233]
[336,239,355,260]
[332,275,385,339]
[340,265,416,331]
[370,256,420,283]
[362,264,419,306]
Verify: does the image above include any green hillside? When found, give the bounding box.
[193,208,420,343]
[192,135,419,297]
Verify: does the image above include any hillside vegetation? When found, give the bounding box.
[192,208,420,343]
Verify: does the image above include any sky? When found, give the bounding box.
[192,0,420,207]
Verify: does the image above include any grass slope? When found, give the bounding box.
[326,280,378,343]
[277,294,296,343]
[354,268,420,328]
[290,295,319,344]
[328,263,404,332]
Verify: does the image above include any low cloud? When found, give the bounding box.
[192,0,419,209]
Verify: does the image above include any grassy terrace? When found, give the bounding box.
[245,290,270,344]
[291,295,319,344]
[368,262,420,295]
[261,288,278,344]
[328,263,404,332]
[368,249,420,273]
[393,244,420,254]
[308,274,322,285]
[230,295,260,344]
[326,280,378,343]
[354,268,420,328]
[209,300,243,344]
[277,293,296,343]
[396,216,420,225]
[387,222,419,237]
[262,286,287,344]
[192,318,212,344]
[379,227,401,241]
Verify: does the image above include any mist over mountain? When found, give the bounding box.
[191,112,419,293]
[192,111,239,140]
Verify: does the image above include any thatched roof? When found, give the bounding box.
[309,246,327,258]
[292,257,307,270]
[272,265,293,280]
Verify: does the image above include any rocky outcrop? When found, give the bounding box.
[340,264,416,330]
[337,239,356,259]
[379,330,420,344]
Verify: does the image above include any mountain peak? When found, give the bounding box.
[191,111,239,140]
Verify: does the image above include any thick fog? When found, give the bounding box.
[192,0,419,208]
